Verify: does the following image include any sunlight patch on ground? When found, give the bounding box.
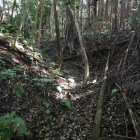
[55,77,78,99]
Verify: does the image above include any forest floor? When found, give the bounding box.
[0,31,140,140]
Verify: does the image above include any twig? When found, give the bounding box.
[124,110,128,137]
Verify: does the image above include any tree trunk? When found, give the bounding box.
[10,0,16,24]
[93,0,98,19]
[37,0,45,47]
[13,0,29,47]
[112,0,118,31]
[80,0,83,33]
[50,2,55,40]
[1,0,6,23]
[68,5,89,83]
[105,0,109,29]
[53,0,63,66]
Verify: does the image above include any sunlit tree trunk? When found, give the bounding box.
[68,5,89,83]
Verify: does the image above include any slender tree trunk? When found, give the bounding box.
[80,0,83,34]
[37,0,45,47]
[93,0,98,19]
[33,1,40,44]
[131,0,138,30]
[10,0,16,24]
[105,0,109,29]
[13,0,29,47]
[53,0,63,66]
[68,5,89,83]
[1,0,6,23]
[87,0,91,22]
[120,2,125,29]
[112,0,118,31]
[136,2,140,57]
[50,2,55,40]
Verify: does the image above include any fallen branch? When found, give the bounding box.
[122,30,136,69]
[115,83,140,137]
[114,134,140,140]
[116,39,130,45]
[92,51,110,140]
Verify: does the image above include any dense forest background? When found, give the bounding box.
[0,0,140,140]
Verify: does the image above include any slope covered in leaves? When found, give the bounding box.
[0,31,140,140]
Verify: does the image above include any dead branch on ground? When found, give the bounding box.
[115,83,140,138]
[92,51,110,140]
[118,30,136,71]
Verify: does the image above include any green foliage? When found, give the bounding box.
[0,57,6,66]
[65,0,79,9]
[0,24,16,38]
[0,112,30,140]
[61,98,71,109]
[65,0,75,5]
[52,68,61,74]
[111,88,119,96]
[0,69,16,80]
[43,102,52,120]
[13,83,24,98]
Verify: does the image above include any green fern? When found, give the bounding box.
[0,112,30,140]
[13,83,24,98]
[43,102,52,120]
[0,69,16,80]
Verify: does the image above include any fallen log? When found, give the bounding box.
[92,51,110,140]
